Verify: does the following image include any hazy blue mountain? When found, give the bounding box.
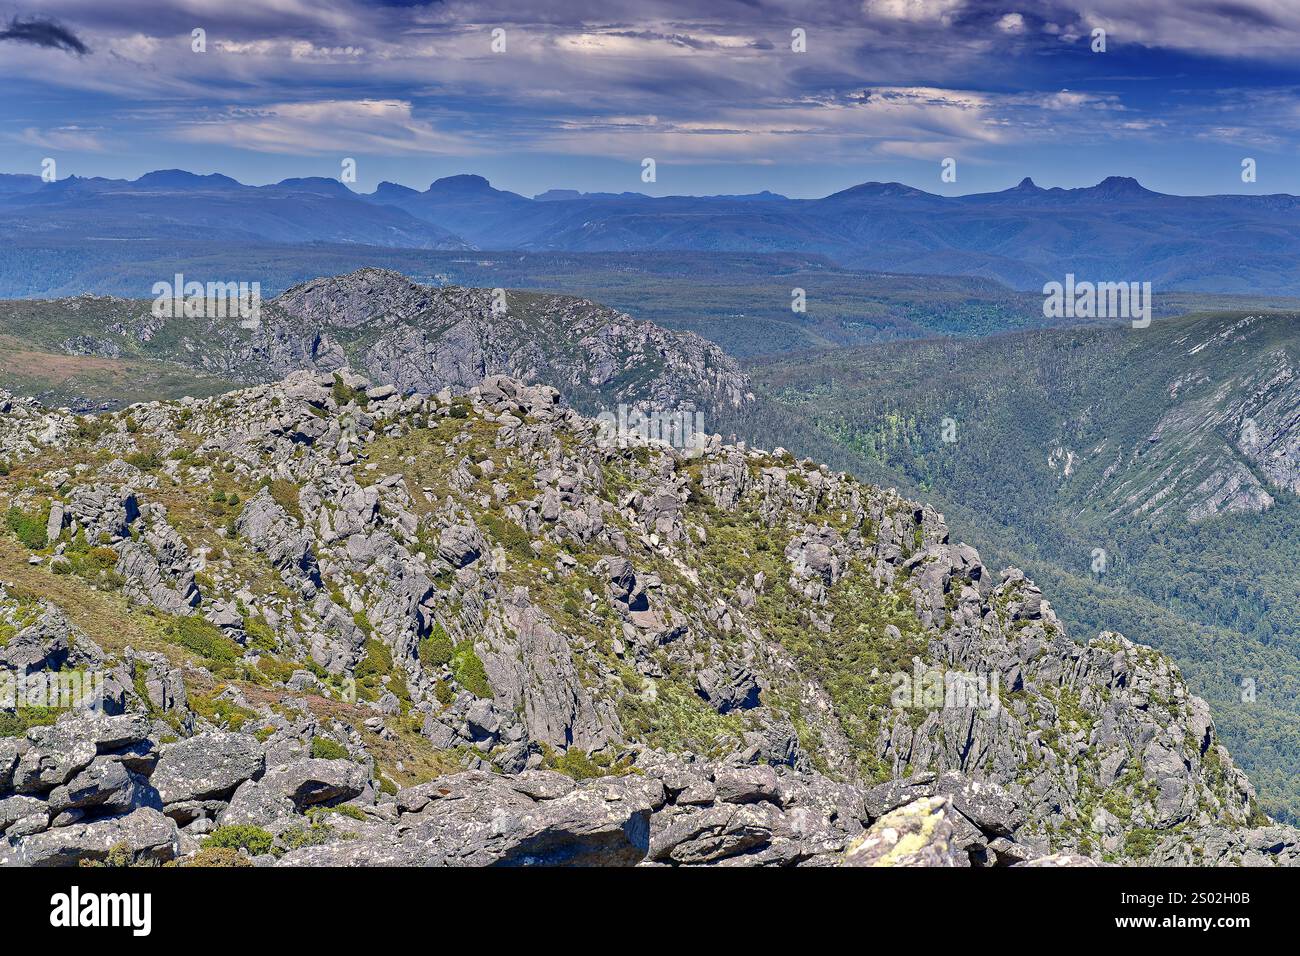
[0,173,45,195]
[133,169,243,190]
[5,167,1300,294]
[364,172,1300,294]
[0,172,468,249]
[6,236,1294,354]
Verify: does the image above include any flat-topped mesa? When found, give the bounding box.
[0,370,1281,866]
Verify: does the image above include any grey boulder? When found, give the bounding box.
[5,807,179,867]
[151,732,265,805]
[261,758,366,810]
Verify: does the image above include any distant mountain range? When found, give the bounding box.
[0,170,466,249]
[5,169,1300,294]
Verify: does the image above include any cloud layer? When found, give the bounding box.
[1,0,1297,194]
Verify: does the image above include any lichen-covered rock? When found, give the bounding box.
[4,807,179,867]
[279,770,661,866]
[151,733,264,805]
[843,797,968,867]
[260,759,366,810]
[0,795,46,835]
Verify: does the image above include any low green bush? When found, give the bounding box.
[418,622,454,668]
[6,507,47,550]
[204,825,274,856]
[310,736,349,760]
[452,642,492,698]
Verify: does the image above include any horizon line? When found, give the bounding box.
[1,169,1291,202]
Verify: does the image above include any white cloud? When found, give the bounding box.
[171,99,473,155]
[996,13,1026,34]
[2,0,1296,173]
[863,0,966,24]
[16,126,107,151]
[1035,0,1300,59]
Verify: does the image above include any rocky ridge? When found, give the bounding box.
[37,268,754,418]
[0,369,1291,866]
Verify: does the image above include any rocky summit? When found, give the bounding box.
[35,267,754,417]
[0,367,1293,867]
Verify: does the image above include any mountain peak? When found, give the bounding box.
[274,267,434,328]
[429,174,495,193]
[824,181,938,201]
[372,181,421,199]
[270,176,355,197]
[534,188,583,202]
[1087,175,1158,197]
[133,169,242,189]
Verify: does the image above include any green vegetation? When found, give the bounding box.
[279,821,335,851]
[0,706,62,737]
[744,309,1300,820]
[58,534,124,589]
[310,736,349,760]
[263,478,301,520]
[125,450,160,471]
[331,374,368,408]
[542,745,635,780]
[418,622,454,668]
[6,506,47,550]
[244,615,278,652]
[156,614,243,665]
[182,847,254,867]
[188,691,258,731]
[480,512,531,558]
[451,641,492,699]
[618,681,744,758]
[354,637,409,706]
[309,803,367,822]
[204,825,274,856]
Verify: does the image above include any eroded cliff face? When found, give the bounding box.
[0,369,1287,866]
[1045,317,1300,525]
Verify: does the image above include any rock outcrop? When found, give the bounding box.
[41,268,755,420]
[0,368,1289,866]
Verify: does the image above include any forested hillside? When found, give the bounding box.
[742,311,1300,821]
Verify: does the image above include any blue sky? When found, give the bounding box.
[1,0,1299,198]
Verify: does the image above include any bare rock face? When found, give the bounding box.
[0,366,1287,868]
[0,607,74,675]
[4,807,179,867]
[278,771,661,867]
[238,268,754,420]
[235,489,322,597]
[273,269,438,329]
[260,759,367,810]
[1015,853,1109,867]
